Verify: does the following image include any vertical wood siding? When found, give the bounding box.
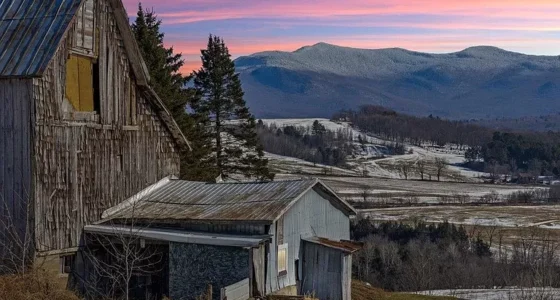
[71,0,96,57]
[266,188,350,293]
[32,0,180,252]
[301,242,343,300]
[0,79,33,250]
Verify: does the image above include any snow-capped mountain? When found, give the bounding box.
[235,43,560,119]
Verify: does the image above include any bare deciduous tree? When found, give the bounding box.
[434,158,448,182]
[397,160,414,180]
[416,159,427,181]
[0,192,34,275]
[78,202,165,300]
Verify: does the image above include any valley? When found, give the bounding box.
[262,118,560,252]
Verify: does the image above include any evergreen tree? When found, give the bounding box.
[312,120,326,136]
[132,4,213,181]
[192,35,273,180]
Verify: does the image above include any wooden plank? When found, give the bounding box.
[65,55,80,110]
[77,56,94,111]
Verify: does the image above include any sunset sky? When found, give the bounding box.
[122,0,560,74]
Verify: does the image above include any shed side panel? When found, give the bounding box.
[266,188,350,293]
[0,79,33,257]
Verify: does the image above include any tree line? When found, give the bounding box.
[132,5,272,181]
[256,120,354,167]
[336,105,492,148]
[467,131,560,178]
[352,219,560,292]
[339,105,560,178]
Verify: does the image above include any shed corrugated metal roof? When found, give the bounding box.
[0,0,83,77]
[84,225,271,247]
[102,178,355,223]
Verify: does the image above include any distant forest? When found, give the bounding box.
[475,113,560,132]
[256,120,354,167]
[336,105,560,177]
[352,219,560,291]
[334,105,492,148]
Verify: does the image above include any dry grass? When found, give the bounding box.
[0,270,79,300]
[352,281,456,300]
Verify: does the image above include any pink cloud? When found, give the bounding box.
[144,0,560,24]
[121,0,560,74]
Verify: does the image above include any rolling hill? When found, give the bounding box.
[235,43,560,119]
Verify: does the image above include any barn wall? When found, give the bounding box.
[32,0,180,252]
[266,188,350,293]
[169,243,250,300]
[0,79,34,256]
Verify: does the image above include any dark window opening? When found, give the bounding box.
[60,254,76,274]
[93,61,100,113]
[295,259,300,282]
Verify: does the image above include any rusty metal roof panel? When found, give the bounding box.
[105,179,320,222]
[0,0,83,77]
[303,237,363,253]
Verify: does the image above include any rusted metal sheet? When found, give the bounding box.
[302,237,362,254]
[0,0,83,77]
[104,179,321,222]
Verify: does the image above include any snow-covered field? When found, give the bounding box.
[418,288,560,300]
[263,118,546,205]
[262,118,486,182]
[320,177,542,204]
[360,205,560,229]
[265,153,359,177]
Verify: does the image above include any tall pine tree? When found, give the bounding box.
[193,35,273,180]
[132,4,214,181]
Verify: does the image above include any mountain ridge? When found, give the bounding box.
[235,43,560,119]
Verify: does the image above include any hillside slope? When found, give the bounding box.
[236,43,560,119]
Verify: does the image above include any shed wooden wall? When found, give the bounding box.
[32,0,180,252]
[0,79,33,251]
[266,188,350,293]
[301,241,343,300]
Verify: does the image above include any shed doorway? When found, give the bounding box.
[301,240,343,300]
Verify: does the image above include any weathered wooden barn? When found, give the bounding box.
[0,0,187,272]
[82,178,359,300]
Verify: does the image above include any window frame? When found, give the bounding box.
[277,243,288,276]
[59,254,76,277]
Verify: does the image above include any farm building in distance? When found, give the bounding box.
[77,178,359,300]
[0,0,187,276]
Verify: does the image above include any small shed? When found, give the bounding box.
[78,177,359,300]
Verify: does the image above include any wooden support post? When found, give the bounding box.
[207,284,213,300]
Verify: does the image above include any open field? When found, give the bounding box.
[352,281,456,300]
[359,204,560,249]
[360,205,560,229]
[418,288,560,300]
[273,175,543,204]
[263,118,486,182]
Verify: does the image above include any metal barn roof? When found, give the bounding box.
[101,177,356,223]
[0,0,83,77]
[84,225,270,247]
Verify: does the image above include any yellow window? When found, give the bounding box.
[65,54,94,112]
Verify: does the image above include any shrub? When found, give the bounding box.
[0,270,79,300]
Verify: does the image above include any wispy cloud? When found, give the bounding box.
[123,0,560,73]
